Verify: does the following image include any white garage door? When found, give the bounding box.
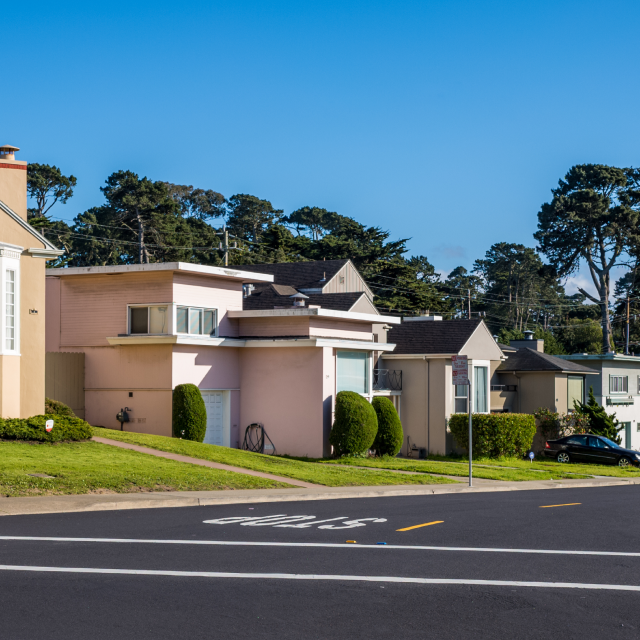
[202,391,224,446]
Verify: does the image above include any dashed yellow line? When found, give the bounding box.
[396,521,444,531]
[539,503,581,508]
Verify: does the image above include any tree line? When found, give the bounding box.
[27,163,640,355]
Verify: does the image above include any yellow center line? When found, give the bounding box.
[396,521,444,531]
[539,503,582,508]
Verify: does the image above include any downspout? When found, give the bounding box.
[425,356,430,455]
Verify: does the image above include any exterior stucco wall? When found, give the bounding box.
[57,272,174,347]
[0,355,21,417]
[173,272,243,338]
[309,317,372,340]
[518,372,558,414]
[237,316,309,337]
[0,160,28,220]
[349,296,377,314]
[239,346,325,457]
[459,325,504,361]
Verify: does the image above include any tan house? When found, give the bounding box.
[0,144,62,417]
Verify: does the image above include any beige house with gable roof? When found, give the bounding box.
[0,144,62,417]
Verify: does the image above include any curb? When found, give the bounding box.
[1,476,639,517]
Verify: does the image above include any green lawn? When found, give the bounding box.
[433,454,640,479]
[92,427,457,487]
[321,456,592,481]
[0,441,292,497]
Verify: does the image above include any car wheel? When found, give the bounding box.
[557,452,571,463]
[618,457,631,468]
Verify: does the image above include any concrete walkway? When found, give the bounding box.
[91,436,319,489]
[2,475,640,517]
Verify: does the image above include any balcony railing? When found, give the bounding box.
[491,384,518,392]
[373,369,402,391]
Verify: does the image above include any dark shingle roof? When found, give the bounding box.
[235,260,349,290]
[386,319,482,355]
[498,342,517,353]
[497,348,598,373]
[243,284,369,312]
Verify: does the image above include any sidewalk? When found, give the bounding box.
[2,475,639,517]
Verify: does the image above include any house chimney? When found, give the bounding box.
[0,145,19,161]
[0,144,28,220]
[290,292,309,307]
[524,330,534,340]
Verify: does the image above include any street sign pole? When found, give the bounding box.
[468,376,472,488]
[452,354,472,487]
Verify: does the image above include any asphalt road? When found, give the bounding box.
[1,485,640,639]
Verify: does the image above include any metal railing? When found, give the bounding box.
[491,384,518,392]
[373,369,402,391]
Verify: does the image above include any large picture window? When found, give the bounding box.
[568,376,584,410]
[5,269,15,351]
[473,366,488,413]
[176,306,217,337]
[0,248,20,355]
[129,306,169,335]
[337,351,369,394]
[610,375,628,394]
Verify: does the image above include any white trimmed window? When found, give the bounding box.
[0,246,20,355]
[336,351,370,394]
[128,305,170,335]
[454,385,468,413]
[610,375,628,394]
[176,306,217,337]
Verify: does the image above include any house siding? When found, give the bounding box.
[323,262,373,298]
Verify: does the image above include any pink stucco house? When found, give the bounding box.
[45,262,399,457]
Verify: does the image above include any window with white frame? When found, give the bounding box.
[5,269,15,351]
[0,247,20,355]
[176,306,217,337]
[454,385,468,413]
[129,305,169,335]
[336,351,369,394]
[610,375,628,394]
[473,366,488,413]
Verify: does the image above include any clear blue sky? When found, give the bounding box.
[4,0,640,291]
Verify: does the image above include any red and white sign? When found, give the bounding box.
[451,355,469,386]
[45,419,54,432]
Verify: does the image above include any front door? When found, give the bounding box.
[623,422,632,449]
[202,391,224,446]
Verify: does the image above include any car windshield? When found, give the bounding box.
[600,437,621,449]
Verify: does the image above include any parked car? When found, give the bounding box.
[544,434,640,467]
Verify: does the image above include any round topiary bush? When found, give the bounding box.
[371,396,403,456]
[329,391,378,457]
[172,384,207,442]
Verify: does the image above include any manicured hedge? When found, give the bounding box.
[45,397,76,418]
[172,383,207,442]
[449,413,536,458]
[0,415,92,442]
[372,397,403,456]
[329,391,378,456]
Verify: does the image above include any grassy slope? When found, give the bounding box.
[92,427,457,487]
[0,441,291,497]
[322,457,592,481]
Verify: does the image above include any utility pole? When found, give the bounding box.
[468,289,471,319]
[626,295,630,355]
[216,227,230,266]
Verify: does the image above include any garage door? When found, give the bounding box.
[202,391,224,446]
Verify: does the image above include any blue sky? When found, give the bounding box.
[4,1,640,292]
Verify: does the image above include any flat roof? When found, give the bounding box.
[228,308,401,324]
[47,262,274,283]
[558,353,640,363]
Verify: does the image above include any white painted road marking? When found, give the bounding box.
[202,515,387,529]
[2,537,640,558]
[0,564,639,591]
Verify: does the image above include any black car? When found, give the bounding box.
[544,434,640,467]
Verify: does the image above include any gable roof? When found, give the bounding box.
[236,259,349,290]
[386,319,483,355]
[243,283,370,312]
[497,348,598,374]
[0,199,63,257]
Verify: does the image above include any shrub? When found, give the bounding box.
[329,391,378,456]
[371,397,403,456]
[449,413,536,458]
[172,384,207,442]
[576,386,623,444]
[45,397,76,418]
[0,415,92,442]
